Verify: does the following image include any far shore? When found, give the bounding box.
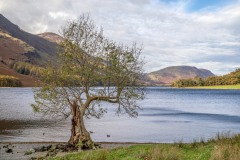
[187,84,240,89]
[1,84,240,89]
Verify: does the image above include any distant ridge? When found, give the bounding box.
[0,14,57,58]
[37,32,64,44]
[146,66,215,85]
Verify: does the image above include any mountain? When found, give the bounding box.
[37,32,64,44]
[0,14,215,87]
[146,66,215,85]
[0,14,57,65]
[0,14,60,86]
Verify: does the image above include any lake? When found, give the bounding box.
[0,87,240,143]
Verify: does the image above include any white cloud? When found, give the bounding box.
[0,1,4,10]
[188,61,240,75]
[49,12,70,19]
[29,23,49,34]
[0,0,240,75]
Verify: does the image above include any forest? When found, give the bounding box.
[172,68,240,87]
[0,75,22,87]
[7,61,43,76]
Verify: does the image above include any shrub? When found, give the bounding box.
[0,75,22,87]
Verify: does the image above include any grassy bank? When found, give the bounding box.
[50,134,240,160]
[189,84,240,89]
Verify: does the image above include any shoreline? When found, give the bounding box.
[0,141,142,160]
[1,134,240,160]
[0,141,161,144]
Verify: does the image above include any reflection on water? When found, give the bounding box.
[0,119,53,130]
[0,87,240,143]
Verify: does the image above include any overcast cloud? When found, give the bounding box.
[1,0,240,75]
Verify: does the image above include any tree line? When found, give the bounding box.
[7,61,43,76]
[172,68,240,87]
[0,75,22,87]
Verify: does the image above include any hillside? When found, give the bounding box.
[147,66,215,85]
[0,14,58,65]
[0,14,60,86]
[0,62,38,86]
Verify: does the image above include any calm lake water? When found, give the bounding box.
[0,87,240,143]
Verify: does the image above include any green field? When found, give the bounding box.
[189,84,240,89]
[49,134,240,160]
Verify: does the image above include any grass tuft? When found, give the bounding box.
[210,145,240,160]
[151,147,182,160]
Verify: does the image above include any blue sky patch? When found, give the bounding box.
[161,0,237,12]
[187,0,237,12]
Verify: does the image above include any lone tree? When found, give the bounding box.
[32,14,144,149]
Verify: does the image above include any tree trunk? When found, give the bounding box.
[68,101,94,149]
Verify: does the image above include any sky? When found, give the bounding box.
[0,0,240,75]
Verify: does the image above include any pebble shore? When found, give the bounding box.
[0,142,137,160]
